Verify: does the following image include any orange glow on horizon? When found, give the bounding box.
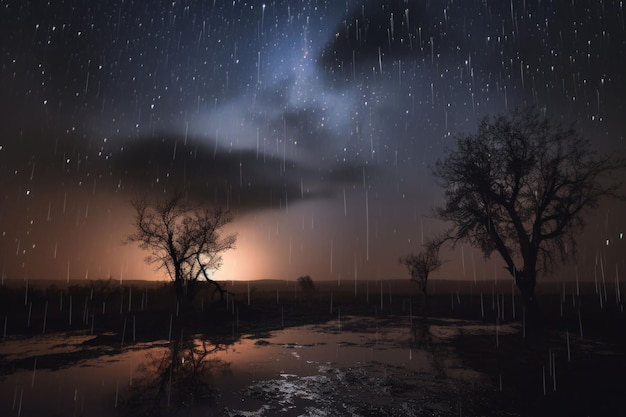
[212,218,275,281]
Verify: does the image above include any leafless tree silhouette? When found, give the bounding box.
[127,193,236,304]
[433,107,624,315]
[400,239,443,304]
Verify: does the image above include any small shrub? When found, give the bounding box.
[297,275,315,291]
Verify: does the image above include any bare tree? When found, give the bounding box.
[400,239,442,304]
[433,107,624,314]
[127,193,236,304]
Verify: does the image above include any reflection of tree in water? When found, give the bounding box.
[410,318,433,346]
[410,318,446,377]
[121,338,231,416]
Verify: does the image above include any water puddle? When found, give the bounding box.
[427,317,521,340]
[0,316,500,416]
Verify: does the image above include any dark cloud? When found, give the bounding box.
[110,133,368,212]
[1,128,369,215]
[320,1,434,72]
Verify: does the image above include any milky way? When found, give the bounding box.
[1,1,625,282]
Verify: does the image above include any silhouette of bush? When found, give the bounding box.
[297,275,315,291]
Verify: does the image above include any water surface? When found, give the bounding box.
[0,316,504,416]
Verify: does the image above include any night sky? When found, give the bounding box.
[1,0,625,283]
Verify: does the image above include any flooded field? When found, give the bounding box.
[1,279,625,416]
[0,316,514,417]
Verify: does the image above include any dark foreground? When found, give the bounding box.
[1,278,625,416]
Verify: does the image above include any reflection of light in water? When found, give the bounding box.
[207,317,440,382]
[0,317,501,416]
[0,337,171,417]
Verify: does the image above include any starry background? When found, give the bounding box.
[1,0,625,283]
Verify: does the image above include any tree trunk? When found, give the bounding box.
[186,279,197,303]
[173,264,186,307]
[210,283,225,301]
[174,278,184,304]
[514,267,539,321]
